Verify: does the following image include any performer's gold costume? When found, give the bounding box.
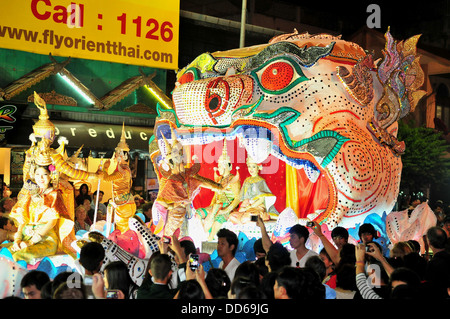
[7,92,100,262]
[9,185,76,262]
[198,140,241,240]
[102,125,136,234]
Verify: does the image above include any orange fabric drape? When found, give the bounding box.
[286,164,329,218]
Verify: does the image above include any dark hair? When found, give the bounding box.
[266,242,291,272]
[176,280,205,299]
[104,261,135,299]
[93,190,104,196]
[426,226,448,249]
[305,255,327,281]
[205,268,231,299]
[234,261,260,287]
[337,243,356,267]
[40,281,53,299]
[254,256,269,278]
[289,224,309,241]
[180,240,197,257]
[253,238,265,255]
[79,242,105,272]
[230,276,253,297]
[51,272,75,296]
[390,283,419,299]
[140,201,153,212]
[260,271,278,299]
[20,270,50,290]
[150,253,172,280]
[275,266,325,299]
[319,248,333,265]
[389,267,421,290]
[331,226,349,240]
[0,216,11,229]
[238,285,266,299]
[358,223,377,239]
[335,263,357,291]
[53,282,86,299]
[407,240,421,253]
[217,228,238,256]
[402,252,427,281]
[79,183,89,194]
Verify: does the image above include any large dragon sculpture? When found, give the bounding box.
[150,28,426,232]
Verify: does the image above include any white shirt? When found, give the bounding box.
[219,257,241,282]
[290,249,319,268]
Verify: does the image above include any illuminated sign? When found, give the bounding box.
[0,105,17,133]
[0,0,180,69]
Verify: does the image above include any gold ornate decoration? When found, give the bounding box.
[28,90,77,106]
[31,91,55,140]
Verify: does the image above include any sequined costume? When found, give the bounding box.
[229,157,278,224]
[8,186,76,263]
[154,128,223,237]
[102,124,136,234]
[198,140,241,238]
[103,162,135,234]
[10,92,97,262]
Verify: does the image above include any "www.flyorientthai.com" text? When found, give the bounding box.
[0,25,173,63]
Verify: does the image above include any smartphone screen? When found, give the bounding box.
[189,254,199,271]
[106,290,120,299]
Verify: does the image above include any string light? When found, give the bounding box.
[58,73,95,105]
[144,82,172,110]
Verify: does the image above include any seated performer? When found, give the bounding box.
[199,140,241,241]
[8,162,76,263]
[228,156,278,224]
[22,92,100,224]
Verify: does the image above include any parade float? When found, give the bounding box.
[149,28,427,250]
[1,28,429,297]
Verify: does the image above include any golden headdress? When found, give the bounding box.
[218,138,231,164]
[32,91,55,140]
[33,147,53,166]
[115,123,130,153]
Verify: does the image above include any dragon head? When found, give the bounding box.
[150,29,425,229]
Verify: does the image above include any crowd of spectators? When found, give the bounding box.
[9,211,450,300]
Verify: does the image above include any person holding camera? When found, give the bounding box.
[174,256,213,299]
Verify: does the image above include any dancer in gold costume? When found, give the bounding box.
[8,92,102,262]
[8,162,77,263]
[22,92,100,215]
[101,124,135,235]
[198,139,241,241]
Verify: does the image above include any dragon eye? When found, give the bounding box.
[260,62,294,91]
[178,68,199,85]
[253,57,308,94]
[179,72,194,85]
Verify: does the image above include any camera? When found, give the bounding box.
[189,254,199,271]
[365,244,373,253]
[163,236,171,244]
[306,221,314,227]
[106,290,120,299]
[250,215,258,222]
